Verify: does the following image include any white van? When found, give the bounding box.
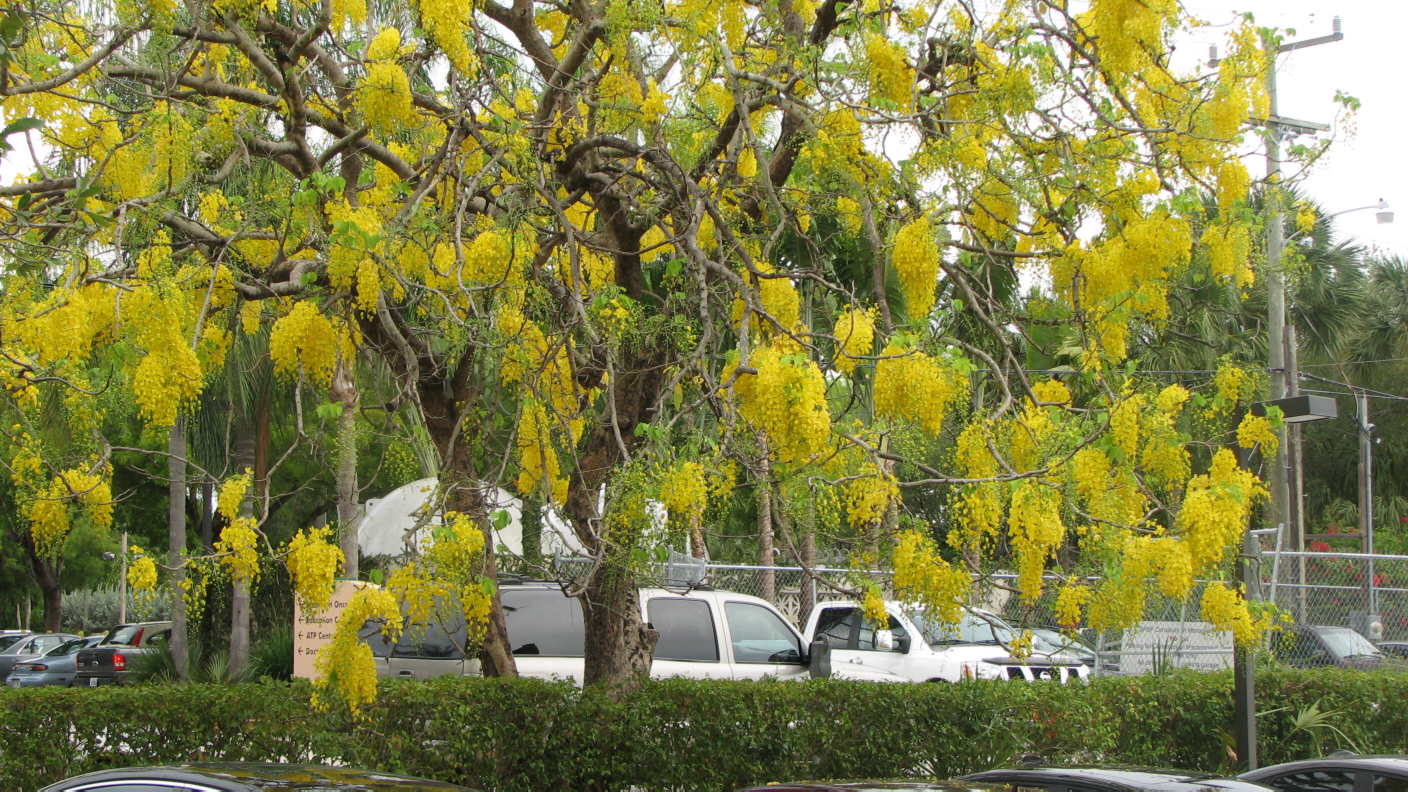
[364,581,903,683]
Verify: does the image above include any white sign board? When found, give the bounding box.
[1118,620,1234,674]
[293,579,374,680]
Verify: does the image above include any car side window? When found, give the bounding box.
[648,598,719,662]
[393,618,464,659]
[724,602,803,664]
[1373,774,1408,792]
[145,631,170,647]
[857,614,909,653]
[1261,769,1357,792]
[814,607,858,649]
[502,588,585,657]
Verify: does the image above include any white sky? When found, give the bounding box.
[1180,0,1408,258]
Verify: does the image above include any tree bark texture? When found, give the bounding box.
[168,418,189,681]
[332,359,361,580]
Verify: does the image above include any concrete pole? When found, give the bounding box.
[118,531,127,625]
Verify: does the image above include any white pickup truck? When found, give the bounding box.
[801,599,1090,683]
[366,581,905,683]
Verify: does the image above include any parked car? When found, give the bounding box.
[736,782,1008,792]
[0,632,78,678]
[0,629,32,652]
[6,635,102,687]
[359,581,905,683]
[1240,754,1408,792]
[962,767,1279,792]
[802,600,1090,683]
[1272,625,1407,670]
[38,762,475,791]
[1376,641,1408,660]
[73,620,173,686]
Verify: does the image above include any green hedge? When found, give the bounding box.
[3,670,1407,792]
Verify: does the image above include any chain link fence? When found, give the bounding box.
[546,540,1408,674]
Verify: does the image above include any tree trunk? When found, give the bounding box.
[198,478,215,550]
[580,566,659,693]
[521,494,543,571]
[35,560,61,632]
[332,359,361,580]
[689,513,706,559]
[443,474,517,676]
[757,476,776,604]
[229,423,258,679]
[168,418,190,681]
[421,377,517,678]
[800,524,817,623]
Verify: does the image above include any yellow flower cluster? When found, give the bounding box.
[1216,159,1250,215]
[1295,203,1317,234]
[1007,481,1064,603]
[420,0,474,73]
[1110,393,1142,457]
[892,218,941,319]
[1081,0,1177,82]
[891,529,969,625]
[863,34,913,109]
[425,512,487,582]
[28,467,112,560]
[1200,581,1272,646]
[730,342,831,465]
[659,462,708,526]
[313,587,402,717]
[269,301,342,387]
[1053,583,1091,629]
[218,470,252,522]
[1176,449,1265,573]
[285,525,346,615]
[1236,413,1279,456]
[127,545,159,608]
[216,516,261,584]
[515,399,568,505]
[359,31,415,137]
[843,465,897,529]
[832,305,875,375]
[861,586,888,627]
[753,262,801,334]
[874,343,967,435]
[1202,222,1254,291]
[1209,359,1252,415]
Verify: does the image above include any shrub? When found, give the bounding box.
[1,671,1406,792]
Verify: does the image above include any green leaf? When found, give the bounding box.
[368,569,384,585]
[315,402,342,421]
[490,509,510,531]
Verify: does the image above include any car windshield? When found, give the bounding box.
[1319,627,1381,658]
[105,626,141,645]
[909,608,1017,647]
[0,635,25,652]
[47,638,87,657]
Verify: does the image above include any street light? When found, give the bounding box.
[101,532,128,624]
[1235,397,1336,772]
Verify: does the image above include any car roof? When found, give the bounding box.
[1241,756,1408,780]
[41,763,475,791]
[963,767,1277,792]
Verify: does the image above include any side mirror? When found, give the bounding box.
[808,638,831,679]
[875,629,895,651]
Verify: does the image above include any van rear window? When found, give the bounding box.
[503,588,585,657]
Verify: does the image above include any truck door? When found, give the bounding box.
[812,605,911,678]
[646,597,732,680]
[722,600,809,681]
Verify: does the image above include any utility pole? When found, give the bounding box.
[1357,391,1377,624]
[1234,18,1343,773]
